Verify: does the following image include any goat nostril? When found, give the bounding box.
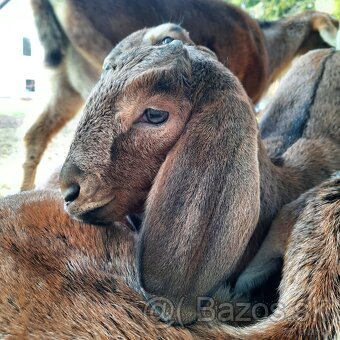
[63,184,80,204]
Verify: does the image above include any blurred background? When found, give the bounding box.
[0,0,339,197]
[0,0,79,196]
[231,0,339,20]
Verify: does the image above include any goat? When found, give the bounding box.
[234,173,340,294]
[235,39,340,294]
[21,0,339,190]
[58,37,340,324]
[0,180,339,337]
[232,44,340,294]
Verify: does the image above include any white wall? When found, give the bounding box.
[0,0,44,98]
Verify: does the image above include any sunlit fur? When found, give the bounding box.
[0,180,338,337]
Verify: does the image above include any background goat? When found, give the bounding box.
[0,180,338,337]
[58,39,340,324]
[232,46,340,294]
[21,0,339,190]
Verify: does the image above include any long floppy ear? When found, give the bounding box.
[138,65,260,325]
[311,12,339,47]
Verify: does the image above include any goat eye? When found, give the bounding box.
[143,108,169,125]
[103,63,110,71]
[161,36,174,45]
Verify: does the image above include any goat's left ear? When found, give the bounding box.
[311,12,339,47]
[138,67,260,324]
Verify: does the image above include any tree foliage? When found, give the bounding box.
[334,0,340,18]
[227,0,338,20]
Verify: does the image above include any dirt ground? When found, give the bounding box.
[0,98,80,197]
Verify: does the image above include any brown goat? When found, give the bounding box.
[21,0,339,190]
[0,179,339,337]
[58,39,340,324]
[234,172,340,294]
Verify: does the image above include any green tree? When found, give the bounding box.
[227,0,338,20]
[330,0,340,17]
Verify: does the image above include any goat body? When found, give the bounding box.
[0,181,339,338]
[234,47,340,294]
[22,0,339,190]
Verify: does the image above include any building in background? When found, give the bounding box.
[0,0,44,99]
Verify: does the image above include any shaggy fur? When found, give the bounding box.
[0,180,338,338]
[59,40,340,324]
[21,0,339,190]
[234,48,340,293]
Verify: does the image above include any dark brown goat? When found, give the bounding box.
[58,39,340,324]
[0,179,339,337]
[21,0,339,190]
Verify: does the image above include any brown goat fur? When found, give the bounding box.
[234,48,340,292]
[21,0,339,190]
[0,179,339,337]
[0,190,194,338]
[58,39,340,324]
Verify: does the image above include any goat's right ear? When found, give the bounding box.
[138,67,260,325]
[311,12,339,47]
